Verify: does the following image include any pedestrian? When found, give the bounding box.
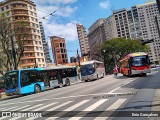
[113,67,118,77]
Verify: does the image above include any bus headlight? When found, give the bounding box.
[15,88,21,94]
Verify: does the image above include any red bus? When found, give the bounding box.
[119,52,151,76]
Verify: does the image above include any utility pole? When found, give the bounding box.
[76,49,81,80]
[11,36,17,70]
[53,42,58,66]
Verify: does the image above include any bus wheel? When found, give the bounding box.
[142,73,147,76]
[66,78,70,86]
[34,85,41,93]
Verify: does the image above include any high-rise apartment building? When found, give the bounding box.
[0,0,46,68]
[39,22,52,63]
[112,9,130,39]
[50,36,68,64]
[88,18,106,51]
[103,16,117,40]
[127,6,142,39]
[136,1,160,63]
[76,23,89,56]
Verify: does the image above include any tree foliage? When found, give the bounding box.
[0,13,31,76]
[101,38,149,73]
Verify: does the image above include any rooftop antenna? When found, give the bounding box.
[111,4,116,12]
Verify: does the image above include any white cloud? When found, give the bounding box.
[99,0,110,9]
[43,21,78,42]
[35,0,79,43]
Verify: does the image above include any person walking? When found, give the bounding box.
[113,67,118,77]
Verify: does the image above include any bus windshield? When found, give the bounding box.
[5,71,18,90]
[131,55,150,67]
[81,64,95,76]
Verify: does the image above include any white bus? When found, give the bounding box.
[81,60,105,82]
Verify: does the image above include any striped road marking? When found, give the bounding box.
[26,102,58,120]
[47,100,90,120]
[11,105,30,111]
[68,99,108,120]
[94,98,126,120]
[8,104,44,120]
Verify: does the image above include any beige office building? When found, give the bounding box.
[136,1,160,63]
[0,0,46,68]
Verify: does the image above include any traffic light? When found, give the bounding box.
[156,0,160,14]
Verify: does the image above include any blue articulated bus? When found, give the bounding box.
[4,68,45,96]
[4,66,78,96]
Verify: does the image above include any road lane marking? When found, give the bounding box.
[0,107,19,120]
[1,106,18,111]
[43,101,73,120]
[32,102,57,111]
[7,104,44,120]
[0,108,6,110]
[47,101,72,111]
[108,87,121,94]
[21,104,43,111]
[0,106,30,120]
[68,99,108,120]
[11,105,30,111]
[26,102,58,120]
[94,98,126,120]
[46,100,90,120]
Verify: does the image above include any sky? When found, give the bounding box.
[1,0,152,62]
[33,0,149,63]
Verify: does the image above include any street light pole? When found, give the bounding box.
[11,36,18,70]
[103,50,106,74]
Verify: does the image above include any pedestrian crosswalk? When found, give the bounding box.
[0,98,127,120]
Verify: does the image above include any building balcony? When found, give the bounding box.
[21,56,36,60]
[24,44,34,47]
[12,12,29,16]
[11,6,28,10]
[12,18,29,22]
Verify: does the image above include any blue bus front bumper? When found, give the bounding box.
[5,87,21,96]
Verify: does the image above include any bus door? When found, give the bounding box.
[57,70,63,85]
[121,60,130,75]
[48,70,59,88]
[41,71,49,87]
[20,71,31,93]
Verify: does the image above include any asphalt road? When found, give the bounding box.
[0,69,160,120]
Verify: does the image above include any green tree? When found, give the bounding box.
[101,38,149,73]
[0,13,31,76]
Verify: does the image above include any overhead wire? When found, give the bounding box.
[41,0,75,18]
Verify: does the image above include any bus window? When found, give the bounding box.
[65,68,77,77]
[21,71,43,87]
[5,72,18,89]
[48,70,57,80]
[21,72,30,87]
